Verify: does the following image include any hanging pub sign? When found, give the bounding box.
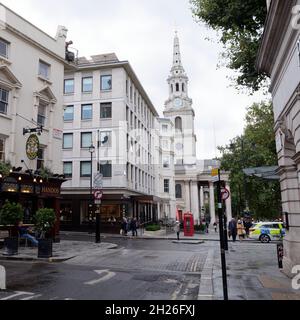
[26,134,39,160]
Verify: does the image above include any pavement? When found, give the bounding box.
[0,240,118,262]
[1,229,299,300]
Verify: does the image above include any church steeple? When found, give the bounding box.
[166,32,190,107]
[171,31,185,76]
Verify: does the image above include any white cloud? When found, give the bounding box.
[1,0,269,159]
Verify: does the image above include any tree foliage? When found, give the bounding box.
[218,101,281,220]
[190,0,268,92]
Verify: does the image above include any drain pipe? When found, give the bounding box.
[0,265,6,290]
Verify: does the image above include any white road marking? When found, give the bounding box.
[0,291,34,300]
[21,294,42,300]
[84,269,116,286]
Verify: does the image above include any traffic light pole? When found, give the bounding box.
[217,169,229,300]
[96,204,101,243]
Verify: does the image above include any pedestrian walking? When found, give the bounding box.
[213,222,218,233]
[130,218,138,237]
[228,218,237,242]
[244,219,252,238]
[174,221,181,241]
[237,219,246,241]
[121,217,128,236]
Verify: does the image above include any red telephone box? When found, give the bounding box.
[184,212,194,237]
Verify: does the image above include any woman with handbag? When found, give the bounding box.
[237,219,246,241]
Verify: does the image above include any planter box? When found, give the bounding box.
[38,239,53,258]
[3,237,18,256]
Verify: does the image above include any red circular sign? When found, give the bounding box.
[94,190,103,200]
[221,188,230,201]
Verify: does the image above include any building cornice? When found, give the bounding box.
[256,0,297,75]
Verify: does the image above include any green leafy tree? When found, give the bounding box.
[190,0,268,92]
[0,201,23,236]
[218,101,281,220]
[35,208,56,239]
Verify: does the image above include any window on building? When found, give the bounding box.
[64,105,74,122]
[100,131,112,147]
[100,103,112,119]
[37,102,47,126]
[162,124,168,133]
[0,138,5,162]
[176,83,179,92]
[164,179,170,193]
[81,132,92,148]
[162,140,169,150]
[0,39,9,59]
[38,60,50,79]
[82,77,93,93]
[80,161,91,177]
[163,157,170,168]
[64,79,74,94]
[63,133,73,149]
[0,88,9,115]
[171,84,173,93]
[175,117,182,132]
[175,184,182,199]
[63,162,73,178]
[81,104,93,120]
[37,148,44,170]
[182,83,185,92]
[101,75,112,91]
[100,161,112,178]
[126,80,129,96]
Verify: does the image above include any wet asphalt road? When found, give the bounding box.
[0,237,210,300]
[0,235,279,300]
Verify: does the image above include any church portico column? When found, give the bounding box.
[209,182,216,224]
[199,186,204,220]
[191,181,199,221]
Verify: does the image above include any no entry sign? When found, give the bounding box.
[221,188,230,201]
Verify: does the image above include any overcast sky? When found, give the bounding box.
[1,0,268,159]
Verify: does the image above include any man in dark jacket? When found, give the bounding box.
[130,218,138,237]
[228,218,237,242]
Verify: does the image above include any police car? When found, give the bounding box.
[249,222,286,243]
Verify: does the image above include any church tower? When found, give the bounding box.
[164,32,197,165]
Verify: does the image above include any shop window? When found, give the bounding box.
[60,202,73,223]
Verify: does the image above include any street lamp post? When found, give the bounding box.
[89,145,95,241]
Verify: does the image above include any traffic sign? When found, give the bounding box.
[221,188,230,201]
[211,168,220,182]
[94,190,103,200]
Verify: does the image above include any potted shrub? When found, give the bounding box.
[35,208,56,258]
[0,200,23,256]
[0,162,12,178]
